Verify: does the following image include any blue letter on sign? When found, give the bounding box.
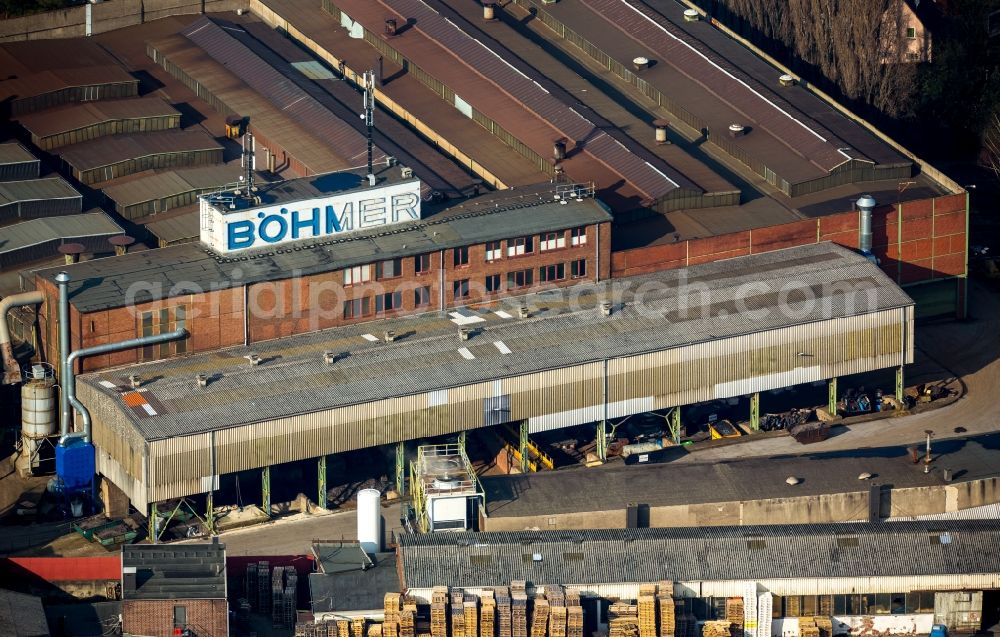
[259,213,289,244]
[228,220,255,250]
[291,208,321,240]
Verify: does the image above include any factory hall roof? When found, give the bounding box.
[56,129,223,172]
[122,542,226,600]
[41,182,613,313]
[102,164,248,211]
[0,589,49,637]
[16,97,180,141]
[78,242,911,441]
[0,142,36,166]
[397,520,1000,589]
[310,543,400,612]
[0,213,122,256]
[0,177,81,207]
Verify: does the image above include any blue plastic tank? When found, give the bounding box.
[55,438,95,492]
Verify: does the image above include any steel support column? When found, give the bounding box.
[669,407,681,444]
[750,393,760,431]
[896,366,905,403]
[828,377,838,416]
[205,491,215,535]
[457,431,467,453]
[395,442,406,496]
[519,422,529,473]
[318,455,328,509]
[262,466,271,517]
[596,421,607,462]
[149,503,156,544]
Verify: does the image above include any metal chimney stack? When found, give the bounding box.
[856,194,876,255]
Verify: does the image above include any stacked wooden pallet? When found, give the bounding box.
[549,604,567,637]
[565,589,581,608]
[384,593,403,637]
[337,619,351,637]
[819,596,833,618]
[432,587,449,637]
[481,590,497,637]
[798,619,820,637]
[610,601,639,637]
[638,594,657,637]
[811,617,832,637]
[702,621,732,637]
[369,624,384,637]
[497,587,513,637]
[530,598,549,637]
[512,593,528,637]
[465,599,480,637]
[658,594,675,637]
[784,597,800,618]
[546,585,565,608]
[725,598,743,625]
[351,618,367,637]
[401,609,416,637]
[452,597,467,637]
[566,605,584,637]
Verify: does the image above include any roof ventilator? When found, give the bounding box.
[128,374,141,390]
[600,302,613,316]
[459,327,472,341]
[323,351,337,364]
[728,123,746,138]
[518,306,530,319]
[683,8,699,21]
[632,56,650,71]
[779,74,796,87]
[247,353,261,366]
[401,166,413,179]
[856,195,879,264]
[483,3,497,21]
[196,373,208,388]
[384,330,396,343]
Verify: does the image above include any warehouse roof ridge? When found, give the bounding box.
[397,519,1000,588]
[77,242,912,441]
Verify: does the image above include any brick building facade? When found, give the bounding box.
[122,599,229,637]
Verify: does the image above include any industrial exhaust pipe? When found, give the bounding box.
[56,272,188,444]
[0,290,44,384]
[856,194,876,259]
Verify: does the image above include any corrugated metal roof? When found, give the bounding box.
[330,0,696,201]
[145,209,200,244]
[16,96,180,140]
[181,17,387,170]
[122,543,226,600]
[397,520,1000,588]
[0,142,36,166]
[75,242,911,440]
[0,177,82,206]
[47,181,612,313]
[102,164,243,208]
[57,129,223,172]
[0,212,122,256]
[0,589,49,637]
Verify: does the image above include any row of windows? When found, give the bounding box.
[343,287,432,319]
[454,260,587,299]
[344,228,590,284]
[690,592,936,621]
[140,306,187,361]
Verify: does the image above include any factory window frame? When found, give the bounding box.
[571,259,587,278]
[507,236,533,257]
[414,286,431,308]
[507,269,533,290]
[539,263,565,282]
[344,264,372,286]
[453,279,470,300]
[905,592,935,613]
[710,597,726,620]
[140,305,188,361]
[563,552,584,561]
[485,274,501,293]
[571,226,587,246]
[173,605,186,628]
[343,297,371,319]
[906,26,917,39]
[486,240,503,262]
[836,536,859,548]
[540,231,565,251]
[890,594,906,615]
[376,291,402,314]
[414,253,431,275]
[377,258,403,280]
[454,246,470,267]
[771,595,782,619]
[802,595,818,616]
[470,555,492,566]
[746,538,766,550]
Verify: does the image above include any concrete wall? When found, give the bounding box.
[0,0,247,42]
[482,477,1000,531]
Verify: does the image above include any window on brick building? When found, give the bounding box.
[539,263,565,282]
[140,305,188,361]
[485,274,501,293]
[414,253,431,275]
[453,279,470,300]
[570,227,587,246]
[343,297,371,319]
[377,258,402,279]
[454,246,470,267]
[507,236,533,257]
[344,264,372,286]
[906,26,916,38]
[486,240,503,262]
[507,269,533,290]
[414,286,431,307]
[173,605,187,628]
[376,291,403,313]
[540,231,565,251]
[571,259,587,278]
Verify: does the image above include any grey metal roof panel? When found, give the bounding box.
[57,129,223,172]
[16,96,180,140]
[0,589,49,637]
[75,242,911,440]
[145,209,200,244]
[0,177,82,205]
[310,551,400,612]
[44,183,612,312]
[102,165,242,208]
[0,142,37,165]
[0,212,122,255]
[122,542,227,600]
[397,520,1000,589]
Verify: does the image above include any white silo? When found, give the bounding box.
[357,488,381,555]
[21,365,56,472]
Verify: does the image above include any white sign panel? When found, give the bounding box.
[201,179,422,253]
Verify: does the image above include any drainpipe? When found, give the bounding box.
[59,327,188,444]
[0,290,44,384]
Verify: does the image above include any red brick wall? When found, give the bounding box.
[123,599,228,637]
[611,193,968,288]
